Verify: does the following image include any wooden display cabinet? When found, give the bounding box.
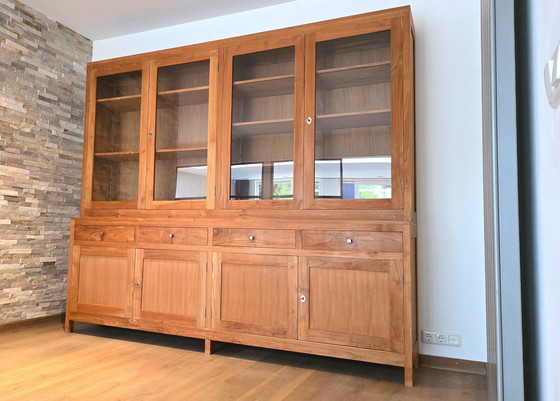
[67,7,417,386]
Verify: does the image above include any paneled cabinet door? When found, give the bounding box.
[211,252,297,338]
[69,246,135,318]
[134,249,206,327]
[298,257,404,352]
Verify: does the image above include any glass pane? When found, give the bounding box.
[314,31,392,199]
[93,71,142,201]
[230,47,295,200]
[154,61,210,201]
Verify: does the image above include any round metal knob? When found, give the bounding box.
[249,235,255,240]
[168,233,174,238]
[306,117,313,125]
[134,281,141,287]
[346,238,353,244]
[300,295,306,303]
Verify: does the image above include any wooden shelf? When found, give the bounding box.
[94,151,139,161]
[316,110,391,130]
[232,118,294,137]
[157,87,209,107]
[156,147,208,153]
[155,147,207,160]
[316,62,390,90]
[97,95,141,113]
[233,75,294,98]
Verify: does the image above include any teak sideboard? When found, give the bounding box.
[65,6,417,386]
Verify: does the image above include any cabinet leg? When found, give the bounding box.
[205,339,214,355]
[404,366,414,387]
[64,318,74,333]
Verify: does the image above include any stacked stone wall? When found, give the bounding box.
[0,0,92,322]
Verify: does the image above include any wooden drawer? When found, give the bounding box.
[74,226,135,243]
[136,226,207,246]
[301,230,402,253]
[213,228,296,249]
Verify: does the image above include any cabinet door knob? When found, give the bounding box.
[134,281,141,287]
[249,235,255,240]
[300,295,306,303]
[168,233,174,238]
[306,117,313,125]
[346,238,353,244]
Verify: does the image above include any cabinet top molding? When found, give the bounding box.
[89,6,413,68]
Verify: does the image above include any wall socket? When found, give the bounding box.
[421,330,461,347]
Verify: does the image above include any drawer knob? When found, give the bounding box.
[168,233,174,239]
[346,238,353,244]
[300,295,306,303]
[134,281,141,287]
[249,235,255,240]
[99,231,104,237]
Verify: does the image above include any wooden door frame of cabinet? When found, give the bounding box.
[69,245,135,318]
[303,16,410,212]
[218,33,305,210]
[211,252,298,339]
[298,256,404,352]
[133,249,207,327]
[81,60,149,211]
[144,51,220,210]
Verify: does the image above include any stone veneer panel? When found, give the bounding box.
[0,0,92,323]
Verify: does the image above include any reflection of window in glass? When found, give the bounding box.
[314,160,342,198]
[315,157,392,199]
[230,161,293,200]
[231,163,263,200]
[272,161,293,200]
[175,166,207,200]
[358,184,392,199]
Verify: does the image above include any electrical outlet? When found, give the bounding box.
[421,330,461,347]
[436,333,448,344]
[421,330,436,344]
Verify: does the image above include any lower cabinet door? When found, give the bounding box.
[135,249,206,327]
[299,257,404,353]
[71,246,135,318]
[212,252,298,339]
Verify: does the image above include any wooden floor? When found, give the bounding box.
[0,319,487,401]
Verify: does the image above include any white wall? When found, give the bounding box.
[93,0,486,362]
[528,1,560,399]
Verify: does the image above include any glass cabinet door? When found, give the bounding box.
[224,38,303,208]
[92,71,142,204]
[308,28,402,209]
[151,60,211,206]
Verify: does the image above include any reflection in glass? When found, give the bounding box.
[230,46,295,201]
[175,166,207,200]
[314,31,392,200]
[154,60,209,202]
[230,161,294,200]
[93,71,142,201]
[315,157,391,199]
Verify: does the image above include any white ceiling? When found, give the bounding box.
[23,0,295,40]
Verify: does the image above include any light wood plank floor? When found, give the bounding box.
[0,319,487,400]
